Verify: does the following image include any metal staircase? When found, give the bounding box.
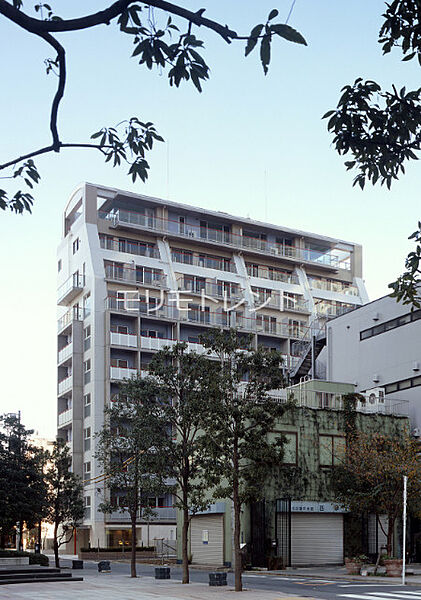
[290,322,327,384]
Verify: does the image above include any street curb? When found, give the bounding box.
[243,570,421,586]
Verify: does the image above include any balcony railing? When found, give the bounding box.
[252,290,309,313]
[315,303,356,319]
[110,365,138,380]
[106,296,179,320]
[106,507,176,522]
[58,274,85,306]
[105,264,166,288]
[172,254,236,273]
[58,342,73,364]
[308,278,359,296]
[270,386,409,417]
[58,306,84,332]
[177,279,242,301]
[58,408,72,426]
[110,331,138,348]
[58,375,72,395]
[100,236,160,259]
[99,209,351,270]
[247,265,300,285]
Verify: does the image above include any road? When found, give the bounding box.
[61,558,421,600]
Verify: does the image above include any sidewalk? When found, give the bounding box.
[0,567,316,600]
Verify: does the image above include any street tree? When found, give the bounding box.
[325,2,421,191]
[199,330,286,592]
[96,376,170,578]
[0,1,306,214]
[0,413,48,549]
[333,432,421,556]
[45,438,84,568]
[389,220,421,308]
[146,342,217,585]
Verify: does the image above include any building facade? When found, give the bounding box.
[326,294,421,428]
[57,182,367,550]
[184,381,409,568]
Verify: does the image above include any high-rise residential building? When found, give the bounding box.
[57,182,368,550]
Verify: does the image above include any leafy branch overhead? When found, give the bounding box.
[0,2,307,214]
[325,1,421,190]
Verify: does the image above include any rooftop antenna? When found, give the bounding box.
[264,169,268,221]
[166,140,170,201]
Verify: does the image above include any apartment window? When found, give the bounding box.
[84,427,91,451]
[179,216,185,234]
[83,293,91,317]
[84,495,91,507]
[319,435,345,467]
[84,325,91,351]
[113,325,128,334]
[72,238,80,254]
[84,393,91,418]
[111,358,128,368]
[84,461,91,475]
[58,259,62,272]
[360,309,421,341]
[384,375,421,394]
[84,359,91,384]
[172,248,193,265]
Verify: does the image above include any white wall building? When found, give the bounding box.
[326,294,421,427]
[57,182,368,550]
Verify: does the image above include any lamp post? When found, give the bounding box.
[402,475,407,586]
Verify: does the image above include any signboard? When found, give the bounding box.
[288,501,347,514]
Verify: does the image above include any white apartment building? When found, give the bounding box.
[326,294,421,427]
[57,182,368,550]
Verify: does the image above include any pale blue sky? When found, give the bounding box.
[0,1,419,436]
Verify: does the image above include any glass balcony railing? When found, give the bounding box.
[99,209,351,269]
[105,264,166,288]
[57,274,85,306]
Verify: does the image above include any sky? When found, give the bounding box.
[0,1,419,437]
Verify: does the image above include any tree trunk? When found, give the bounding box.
[387,516,395,556]
[53,521,60,568]
[233,440,242,592]
[130,513,137,578]
[182,505,190,584]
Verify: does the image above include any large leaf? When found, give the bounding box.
[271,24,307,46]
[245,24,264,57]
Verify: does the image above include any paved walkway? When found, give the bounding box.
[0,567,314,600]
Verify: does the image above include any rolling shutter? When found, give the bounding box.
[291,513,343,566]
[190,515,224,565]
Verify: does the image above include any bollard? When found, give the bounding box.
[155,566,171,579]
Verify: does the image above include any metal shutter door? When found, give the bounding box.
[291,513,343,566]
[190,515,224,565]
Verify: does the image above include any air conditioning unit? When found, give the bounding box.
[363,387,386,413]
[412,427,421,438]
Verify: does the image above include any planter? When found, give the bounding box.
[209,572,227,586]
[384,558,403,577]
[345,558,362,575]
[155,567,170,579]
[72,559,83,569]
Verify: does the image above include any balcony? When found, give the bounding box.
[58,274,85,306]
[106,296,179,320]
[177,279,243,301]
[140,336,176,351]
[172,253,236,273]
[308,278,359,296]
[252,290,309,314]
[58,342,73,364]
[110,331,138,348]
[99,209,351,270]
[106,506,176,523]
[100,236,160,259]
[58,375,72,395]
[58,306,83,332]
[110,365,138,380]
[58,408,72,427]
[105,264,166,288]
[247,265,300,285]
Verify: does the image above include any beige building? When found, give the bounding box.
[57,182,367,550]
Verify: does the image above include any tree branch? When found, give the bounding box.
[0,1,237,42]
[0,142,111,171]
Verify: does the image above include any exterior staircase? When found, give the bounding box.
[290,324,327,384]
[0,565,83,585]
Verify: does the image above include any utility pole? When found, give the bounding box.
[402,475,407,586]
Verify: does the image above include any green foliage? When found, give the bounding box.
[245,9,307,75]
[0,413,49,538]
[389,221,421,308]
[379,0,421,65]
[324,79,421,190]
[0,3,306,213]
